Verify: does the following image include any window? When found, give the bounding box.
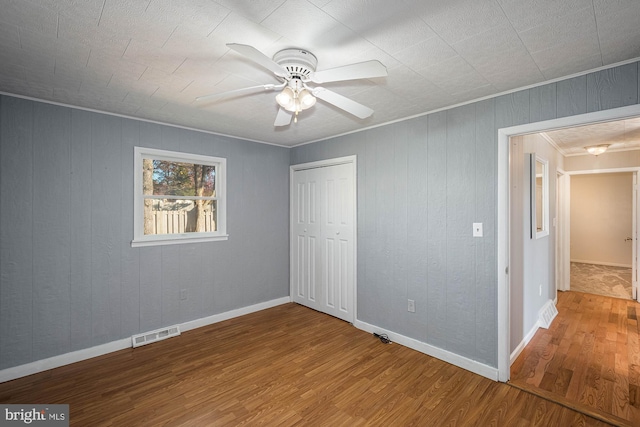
[132,147,227,247]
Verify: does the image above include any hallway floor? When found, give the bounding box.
[571,262,632,300]
[510,291,640,427]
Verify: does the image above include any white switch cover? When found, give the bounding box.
[473,223,483,237]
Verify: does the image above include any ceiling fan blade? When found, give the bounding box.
[309,60,387,84]
[312,87,374,119]
[274,108,293,127]
[226,43,291,79]
[196,84,281,102]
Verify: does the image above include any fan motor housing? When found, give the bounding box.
[273,48,318,78]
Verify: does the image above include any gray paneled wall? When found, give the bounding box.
[0,96,290,370]
[290,60,640,368]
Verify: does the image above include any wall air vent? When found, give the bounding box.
[538,300,558,329]
[131,325,180,348]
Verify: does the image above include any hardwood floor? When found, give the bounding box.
[1,303,610,426]
[511,291,640,427]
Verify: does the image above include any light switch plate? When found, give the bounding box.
[473,223,483,237]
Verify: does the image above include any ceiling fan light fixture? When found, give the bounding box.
[585,144,610,156]
[275,87,295,110]
[298,89,316,109]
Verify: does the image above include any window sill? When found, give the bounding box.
[131,234,229,248]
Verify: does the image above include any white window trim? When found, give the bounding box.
[132,147,228,247]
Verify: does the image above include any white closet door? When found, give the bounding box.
[291,162,354,322]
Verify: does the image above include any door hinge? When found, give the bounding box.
[505,266,509,274]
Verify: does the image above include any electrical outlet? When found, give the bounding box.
[408,299,415,313]
[180,289,188,300]
[473,223,483,237]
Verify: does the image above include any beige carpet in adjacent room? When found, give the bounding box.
[570,262,632,299]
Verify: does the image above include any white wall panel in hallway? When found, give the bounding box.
[291,159,355,323]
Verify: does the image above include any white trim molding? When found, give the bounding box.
[354,320,499,381]
[0,296,290,384]
[509,299,557,365]
[510,321,540,366]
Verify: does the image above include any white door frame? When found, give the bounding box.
[556,169,568,294]
[562,168,640,295]
[497,103,640,382]
[289,155,358,322]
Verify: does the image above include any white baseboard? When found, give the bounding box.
[510,321,540,365]
[510,298,558,366]
[354,320,499,381]
[570,259,631,268]
[0,338,133,384]
[180,296,290,332]
[0,296,290,384]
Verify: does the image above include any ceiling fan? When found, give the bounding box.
[196,43,388,126]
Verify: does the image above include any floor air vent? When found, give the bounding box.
[538,300,558,329]
[132,325,180,348]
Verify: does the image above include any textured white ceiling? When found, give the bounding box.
[543,116,640,156]
[0,0,639,146]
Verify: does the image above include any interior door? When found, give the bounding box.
[291,161,355,322]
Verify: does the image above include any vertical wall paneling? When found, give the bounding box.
[160,247,183,327]
[69,109,93,351]
[426,111,448,349]
[137,122,163,333]
[179,243,201,323]
[120,120,140,337]
[239,144,259,303]
[445,105,477,358]
[556,75,587,118]
[214,141,243,313]
[586,62,639,112]
[362,130,376,236]
[359,131,376,321]
[474,99,497,365]
[90,114,123,344]
[32,103,71,359]
[254,144,289,303]
[372,126,396,325]
[392,124,409,335]
[0,97,34,369]
[405,117,429,340]
[529,83,557,123]
[495,91,530,130]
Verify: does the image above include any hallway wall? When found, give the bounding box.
[570,172,633,267]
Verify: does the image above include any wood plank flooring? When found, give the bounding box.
[1,303,610,426]
[511,291,640,427]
